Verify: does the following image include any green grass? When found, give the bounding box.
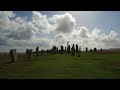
[0,52,120,79]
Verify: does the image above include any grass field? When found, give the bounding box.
[0,51,120,79]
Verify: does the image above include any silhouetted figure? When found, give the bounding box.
[101,48,102,52]
[86,47,88,52]
[94,48,97,52]
[76,44,78,53]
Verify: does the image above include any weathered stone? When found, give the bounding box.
[65,47,66,53]
[36,47,39,56]
[86,47,88,52]
[101,48,102,52]
[9,49,17,62]
[94,48,97,52]
[76,44,78,53]
[41,49,43,54]
[90,49,92,52]
[57,47,58,54]
[47,49,49,54]
[68,45,71,54]
[61,45,64,54]
[29,49,33,59]
[78,46,81,57]
[26,49,29,59]
[71,44,75,56]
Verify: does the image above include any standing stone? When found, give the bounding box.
[65,47,66,54]
[50,49,52,55]
[41,49,43,55]
[76,44,78,53]
[61,45,64,54]
[55,46,57,54]
[47,49,49,54]
[86,47,88,52]
[26,49,29,59]
[14,49,17,61]
[90,49,92,52]
[68,45,71,54]
[57,47,58,54]
[53,46,56,54]
[52,46,54,54]
[101,48,103,52]
[94,48,97,52]
[29,49,33,60]
[78,46,81,57]
[9,49,17,63]
[71,44,75,56]
[9,49,13,62]
[36,47,39,56]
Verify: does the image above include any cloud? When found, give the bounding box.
[53,13,76,33]
[0,11,15,31]
[62,27,120,49]
[0,11,120,52]
[32,11,54,33]
[78,27,89,38]
[7,18,37,40]
[0,33,9,45]
[54,33,68,46]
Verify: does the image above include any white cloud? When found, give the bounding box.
[32,11,54,33]
[0,11,15,31]
[0,11,120,52]
[52,13,76,33]
[7,18,37,40]
[54,33,68,46]
[78,27,89,38]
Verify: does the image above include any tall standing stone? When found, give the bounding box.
[65,47,66,53]
[67,42,69,53]
[68,45,71,54]
[36,47,39,56]
[101,48,102,52]
[57,47,58,54]
[61,45,64,54]
[86,47,88,52]
[76,44,78,53]
[47,49,49,54]
[29,49,33,60]
[26,49,29,59]
[94,48,97,52]
[9,49,17,63]
[41,49,43,55]
[71,44,75,56]
[78,46,81,57]
[90,49,92,52]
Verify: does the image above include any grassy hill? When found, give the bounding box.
[0,51,120,79]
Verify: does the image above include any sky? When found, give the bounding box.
[0,11,120,53]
